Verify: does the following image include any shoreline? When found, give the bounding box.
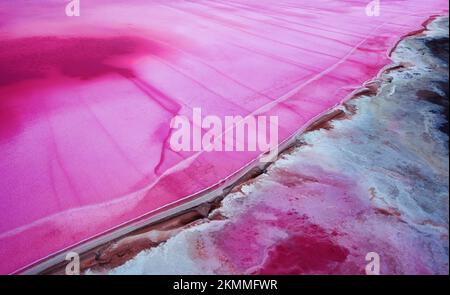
[35,15,449,275]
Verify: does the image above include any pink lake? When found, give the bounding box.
[0,0,448,274]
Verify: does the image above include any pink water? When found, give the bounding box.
[0,0,448,274]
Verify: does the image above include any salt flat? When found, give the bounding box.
[0,0,448,274]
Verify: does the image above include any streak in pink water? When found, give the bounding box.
[0,0,448,273]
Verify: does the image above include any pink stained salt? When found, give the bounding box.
[0,0,448,274]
